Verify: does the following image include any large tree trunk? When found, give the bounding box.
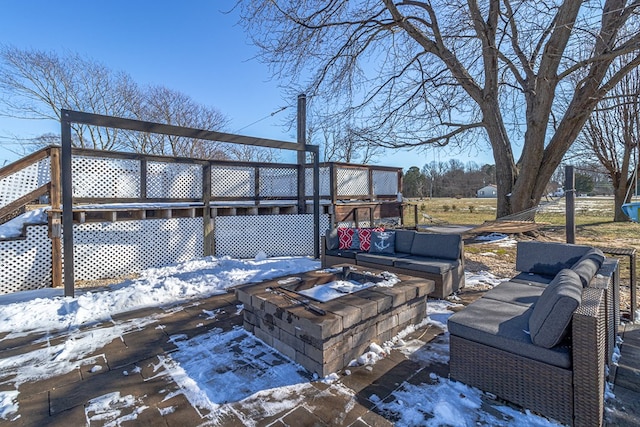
[482,104,517,218]
[614,183,632,222]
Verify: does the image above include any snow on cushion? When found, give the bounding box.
[338,227,355,250]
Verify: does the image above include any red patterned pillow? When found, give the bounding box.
[338,227,355,249]
[358,227,385,251]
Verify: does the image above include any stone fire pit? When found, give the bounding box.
[235,264,435,377]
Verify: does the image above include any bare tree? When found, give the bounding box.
[0,46,139,151]
[127,85,231,159]
[573,60,640,221]
[238,1,640,217]
[0,47,233,159]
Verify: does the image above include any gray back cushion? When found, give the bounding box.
[516,241,590,276]
[325,228,339,250]
[394,230,415,253]
[410,233,462,260]
[571,248,605,287]
[529,269,582,348]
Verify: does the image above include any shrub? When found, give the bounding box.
[443,205,450,212]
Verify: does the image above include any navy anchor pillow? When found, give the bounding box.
[370,231,396,254]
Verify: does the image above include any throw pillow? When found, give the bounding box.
[370,231,396,254]
[338,227,355,250]
[528,269,582,348]
[358,228,373,251]
[358,227,384,251]
[350,229,361,250]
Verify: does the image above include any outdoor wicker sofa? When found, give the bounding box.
[320,227,464,299]
[448,241,619,426]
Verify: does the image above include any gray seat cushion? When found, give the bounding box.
[529,269,583,348]
[324,249,359,259]
[410,232,462,261]
[393,256,458,275]
[356,252,411,266]
[571,248,605,287]
[511,272,554,285]
[394,229,415,254]
[482,281,545,307]
[448,297,571,368]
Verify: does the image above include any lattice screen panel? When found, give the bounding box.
[72,218,203,281]
[211,166,255,198]
[336,168,369,196]
[0,157,50,209]
[372,170,399,195]
[305,166,331,197]
[215,214,330,258]
[147,162,202,199]
[259,167,297,198]
[0,226,52,294]
[72,156,140,198]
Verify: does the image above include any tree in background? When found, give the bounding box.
[575,173,595,195]
[127,85,230,159]
[404,161,496,198]
[0,46,232,159]
[572,56,640,221]
[0,47,136,151]
[239,1,640,217]
[402,166,428,198]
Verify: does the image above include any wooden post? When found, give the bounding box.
[203,163,214,256]
[565,165,576,244]
[297,94,307,214]
[49,147,63,288]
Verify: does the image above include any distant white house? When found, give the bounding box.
[476,184,497,198]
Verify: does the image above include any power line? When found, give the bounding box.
[234,106,289,133]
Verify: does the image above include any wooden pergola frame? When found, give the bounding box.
[60,109,320,297]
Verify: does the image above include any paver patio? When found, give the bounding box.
[0,287,638,426]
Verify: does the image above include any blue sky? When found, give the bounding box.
[0,0,492,169]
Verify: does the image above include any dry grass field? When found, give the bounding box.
[402,196,640,318]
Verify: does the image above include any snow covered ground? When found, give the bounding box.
[0,251,579,426]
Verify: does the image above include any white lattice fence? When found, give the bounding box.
[373,170,399,195]
[336,168,369,196]
[73,218,203,281]
[72,156,140,198]
[0,225,52,293]
[147,162,202,199]
[0,158,51,209]
[215,214,330,258]
[0,215,326,293]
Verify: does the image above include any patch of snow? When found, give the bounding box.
[0,390,19,421]
[0,256,319,338]
[465,270,506,287]
[0,208,48,239]
[85,391,148,426]
[158,406,175,416]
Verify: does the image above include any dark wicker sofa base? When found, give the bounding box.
[449,241,615,426]
[450,286,607,425]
